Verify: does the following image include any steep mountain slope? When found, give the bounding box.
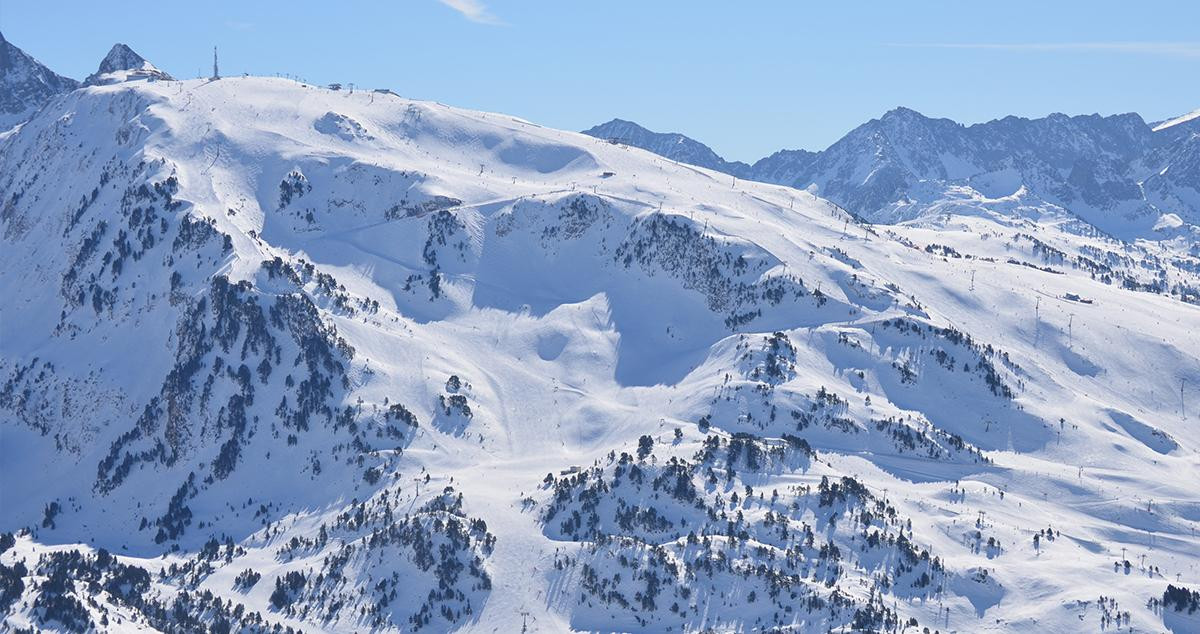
[587,108,1200,240]
[2,62,1200,633]
[1153,109,1200,134]
[1145,133,1200,223]
[0,32,78,130]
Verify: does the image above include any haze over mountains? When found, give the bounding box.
[2,37,1200,634]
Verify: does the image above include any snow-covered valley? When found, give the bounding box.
[2,43,1200,634]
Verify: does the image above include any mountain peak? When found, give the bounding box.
[97,43,148,74]
[582,118,659,141]
[880,105,927,121]
[597,117,640,128]
[874,106,963,132]
[0,31,79,128]
[85,43,172,85]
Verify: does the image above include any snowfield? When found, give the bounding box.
[2,72,1199,633]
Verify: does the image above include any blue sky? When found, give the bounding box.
[4,1,1198,161]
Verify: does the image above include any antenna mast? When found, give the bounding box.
[212,46,220,80]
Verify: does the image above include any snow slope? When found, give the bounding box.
[2,65,1200,633]
[1153,109,1200,133]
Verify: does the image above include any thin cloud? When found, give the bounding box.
[436,0,505,25]
[887,41,1200,57]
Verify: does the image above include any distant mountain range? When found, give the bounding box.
[586,104,1200,238]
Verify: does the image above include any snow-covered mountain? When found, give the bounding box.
[587,107,1200,239]
[2,44,1200,634]
[84,43,174,86]
[0,32,78,130]
[582,118,755,177]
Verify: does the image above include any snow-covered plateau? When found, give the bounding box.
[2,44,1200,634]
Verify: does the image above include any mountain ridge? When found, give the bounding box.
[582,118,756,177]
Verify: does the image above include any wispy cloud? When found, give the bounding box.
[887,41,1200,58]
[436,0,505,25]
[225,20,254,31]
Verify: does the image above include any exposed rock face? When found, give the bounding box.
[0,31,78,129]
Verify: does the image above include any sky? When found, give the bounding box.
[3,1,1198,161]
